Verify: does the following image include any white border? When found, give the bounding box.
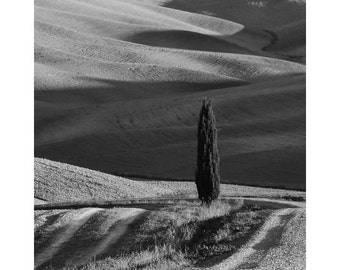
[0,0,34,269]
[1,0,339,269]
[307,0,340,269]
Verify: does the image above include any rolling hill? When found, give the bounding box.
[34,0,306,189]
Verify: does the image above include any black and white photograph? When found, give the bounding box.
[11,0,340,270]
[32,0,306,269]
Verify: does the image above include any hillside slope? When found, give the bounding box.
[35,0,306,189]
[34,158,305,202]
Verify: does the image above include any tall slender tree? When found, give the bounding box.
[195,99,220,205]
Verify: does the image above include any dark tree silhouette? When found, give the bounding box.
[195,99,220,205]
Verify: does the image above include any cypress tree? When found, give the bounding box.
[195,99,220,205]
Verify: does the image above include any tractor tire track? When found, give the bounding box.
[34,208,100,269]
[202,208,304,270]
[64,208,146,267]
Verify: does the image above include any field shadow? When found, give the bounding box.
[125,29,253,55]
[35,77,248,105]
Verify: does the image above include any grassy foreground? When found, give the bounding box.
[58,199,269,270]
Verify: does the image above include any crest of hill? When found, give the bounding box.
[35,157,191,202]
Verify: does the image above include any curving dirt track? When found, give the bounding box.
[34,197,305,270]
[200,207,305,270]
